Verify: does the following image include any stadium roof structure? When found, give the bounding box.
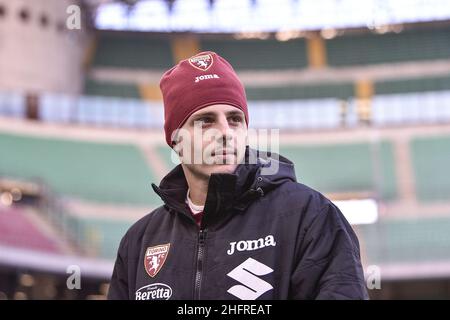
[91,0,450,33]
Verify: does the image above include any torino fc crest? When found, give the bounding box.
[189,53,213,71]
[144,243,170,278]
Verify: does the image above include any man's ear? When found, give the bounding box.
[172,140,183,157]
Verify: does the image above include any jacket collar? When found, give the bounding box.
[151,146,297,228]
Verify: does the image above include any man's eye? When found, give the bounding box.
[195,118,213,126]
[230,116,243,123]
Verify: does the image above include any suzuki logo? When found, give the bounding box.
[226,258,273,300]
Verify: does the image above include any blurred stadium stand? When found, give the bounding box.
[0,132,159,204]
[326,27,450,66]
[0,206,63,254]
[1,0,450,300]
[280,142,397,200]
[92,33,174,70]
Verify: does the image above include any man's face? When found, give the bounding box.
[173,104,248,179]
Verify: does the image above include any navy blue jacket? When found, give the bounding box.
[108,148,368,300]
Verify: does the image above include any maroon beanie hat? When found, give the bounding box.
[160,51,249,147]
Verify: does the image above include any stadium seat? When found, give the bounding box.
[201,38,308,70]
[411,135,450,202]
[245,83,354,100]
[327,27,450,66]
[92,33,173,69]
[359,217,450,264]
[0,132,161,205]
[66,215,132,259]
[279,142,397,200]
[0,206,61,253]
[375,75,450,95]
[84,79,141,99]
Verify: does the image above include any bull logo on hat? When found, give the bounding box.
[189,53,213,71]
[144,243,170,278]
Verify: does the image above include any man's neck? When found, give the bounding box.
[182,167,209,206]
[187,182,208,206]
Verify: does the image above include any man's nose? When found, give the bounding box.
[216,116,233,142]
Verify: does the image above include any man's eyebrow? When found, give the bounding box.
[191,111,215,119]
[226,110,244,116]
[191,110,244,119]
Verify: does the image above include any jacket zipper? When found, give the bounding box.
[194,228,207,300]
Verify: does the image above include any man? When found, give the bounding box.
[108,51,368,300]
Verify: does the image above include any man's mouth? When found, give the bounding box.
[211,149,237,156]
